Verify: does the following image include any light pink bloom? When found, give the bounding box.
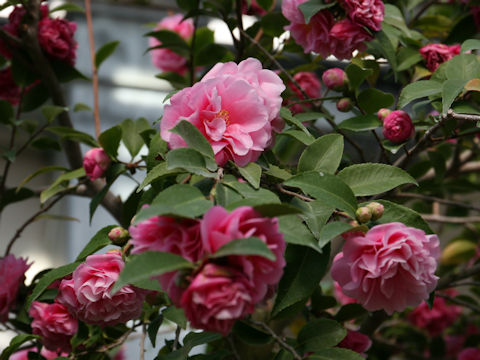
[329,19,373,60]
[322,68,348,91]
[0,255,30,322]
[331,222,440,315]
[408,293,462,336]
[343,0,384,31]
[29,301,78,353]
[149,14,194,74]
[129,215,202,305]
[420,43,461,72]
[287,72,322,114]
[201,206,286,302]
[338,330,372,355]
[10,347,68,360]
[161,58,285,166]
[382,110,414,143]
[38,17,78,65]
[458,348,480,360]
[334,281,357,305]
[83,148,111,181]
[282,0,334,56]
[180,263,255,335]
[57,251,146,327]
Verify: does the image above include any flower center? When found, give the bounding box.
[216,109,230,125]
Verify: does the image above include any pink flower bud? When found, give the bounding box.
[83,148,111,181]
[382,110,415,143]
[0,255,30,321]
[336,97,353,112]
[322,68,348,91]
[355,206,372,223]
[366,202,384,220]
[108,227,130,246]
[377,108,391,122]
[337,330,372,355]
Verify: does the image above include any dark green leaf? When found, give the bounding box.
[211,237,275,261]
[281,129,315,145]
[171,120,215,159]
[30,137,61,151]
[163,306,188,329]
[310,348,364,360]
[338,115,380,132]
[76,225,117,261]
[373,199,433,234]
[120,118,150,158]
[298,134,343,174]
[95,41,120,68]
[253,203,302,217]
[148,314,163,347]
[0,100,14,124]
[0,334,40,360]
[16,166,67,192]
[318,221,352,248]
[233,321,272,345]
[137,162,182,192]
[41,105,68,123]
[442,78,467,114]
[166,148,216,178]
[357,89,394,114]
[40,168,86,203]
[145,30,190,56]
[236,162,261,189]
[99,125,122,158]
[298,319,346,351]
[195,43,228,66]
[334,304,367,322]
[261,12,289,37]
[278,215,322,253]
[150,184,213,217]
[280,107,314,138]
[47,127,98,147]
[299,0,335,23]
[346,64,373,90]
[21,83,49,112]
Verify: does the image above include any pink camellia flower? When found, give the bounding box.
[458,348,480,360]
[83,148,111,181]
[201,206,286,302]
[0,255,30,322]
[408,293,462,336]
[322,68,348,91]
[342,0,385,31]
[38,17,78,65]
[382,110,415,143]
[287,72,322,114]
[334,281,357,305]
[29,301,78,353]
[180,263,255,335]
[149,14,194,74]
[331,222,440,315]
[129,215,202,304]
[329,19,373,60]
[282,0,334,56]
[57,251,146,327]
[0,67,22,105]
[419,43,461,72]
[10,347,68,360]
[161,58,285,166]
[338,330,372,355]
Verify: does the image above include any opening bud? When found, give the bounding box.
[366,202,384,221]
[108,227,130,246]
[322,68,348,91]
[355,206,372,223]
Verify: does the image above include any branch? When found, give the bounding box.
[277,184,313,202]
[139,323,146,360]
[421,214,480,224]
[172,325,181,351]
[436,293,480,314]
[395,193,480,212]
[437,263,480,290]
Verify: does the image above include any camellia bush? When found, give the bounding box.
[2,0,480,359]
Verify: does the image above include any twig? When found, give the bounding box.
[371,129,391,164]
[277,184,313,202]
[84,0,101,138]
[140,323,146,360]
[172,325,181,351]
[395,193,480,212]
[436,293,480,314]
[421,214,480,224]
[448,281,480,287]
[447,111,480,122]
[437,263,480,290]
[248,319,302,360]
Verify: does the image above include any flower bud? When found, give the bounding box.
[336,97,353,112]
[83,148,111,181]
[108,227,130,246]
[441,240,477,265]
[366,202,384,221]
[356,206,372,223]
[382,110,415,143]
[322,68,348,91]
[377,108,391,122]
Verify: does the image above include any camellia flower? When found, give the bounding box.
[57,251,146,327]
[337,330,372,356]
[0,254,30,322]
[29,301,78,353]
[408,293,462,336]
[10,347,68,360]
[419,43,461,72]
[149,14,194,74]
[458,348,480,360]
[331,222,440,314]
[201,206,286,303]
[83,148,111,181]
[161,58,285,166]
[329,19,373,60]
[342,0,385,31]
[0,67,22,105]
[180,263,255,336]
[38,17,78,65]
[242,0,267,16]
[382,110,415,143]
[129,216,202,304]
[334,281,357,305]
[287,71,322,114]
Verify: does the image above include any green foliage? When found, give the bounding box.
[297,134,343,174]
[210,237,276,260]
[75,225,117,261]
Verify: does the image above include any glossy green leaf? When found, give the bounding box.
[47,127,98,147]
[41,105,68,123]
[99,125,122,158]
[0,334,40,360]
[171,120,215,159]
[211,237,275,260]
[148,314,163,347]
[357,89,394,114]
[298,319,346,351]
[16,166,67,193]
[318,221,352,248]
[75,225,117,261]
[310,348,364,360]
[338,115,380,132]
[280,107,314,138]
[166,148,216,177]
[95,41,120,68]
[163,306,188,329]
[278,215,322,253]
[398,80,442,108]
[346,64,373,90]
[299,0,335,23]
[298,134,343,174]
[281,129,315,145]
[137,162,182,192]
[442,79,467,114]
[120,118,150,158]
[145,29,190,56]
[150,184,213,217]
[373,199,433,234]
[40,168,86,203]
[236,162,262,189]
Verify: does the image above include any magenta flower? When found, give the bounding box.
[38,17,78,65]
[83,148,111,181]
[337,330,372,356]
[287,71,322,114]
[0,254,30,322]
[10,347,68,360]
[331,222,440,314]
[420,43,461,72]
[329,19,373,60]
[458,348,480,360]
[342,0,385,31]
[382,110,414,143]
[161,58,285,166]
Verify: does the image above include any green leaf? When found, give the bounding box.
[50,2,84,13]
[233,321,272,345]
[73,102,92,112]
[281,129,315,145]
[195,43,228,66]
[337,163,417,196]
[31,137,61,151]
[272,245,330,317]
[47,126,98,147]
[291,199,335,240]
[310,348,364,360]
[338,115,380,132]
[76,225,117,261]
[299,0,335,23]
[373,199,433,234]
[171,120,215,159]
[445,54,480,82]
[152,184,212,216]
[376,29,398,75]
[278,215,322,253]
[0,100,14,124]
[162,306,187,329]
[280,107,314,138]
[442,79,467,114]
[41,105,68,123]
[95,41,120,68]
[0,334,40,360]
[120,118,150,158]
[357,89,394,114]
[26,262,81,309]
[137,162,181,192]
[166,148,216,177]
[398,80,442,109]
[148,314,163,347]
[397,47,423,72]
[40,168,86,203]
[261,12,289,37]
[345,64,373,90]
[298,319,346,351]
[21,83,49,112]
[461,39,480,53]
[99,125,122,158]
[16,166,67,193]
[0,188,35,212]
[298,134,343,174]
[383,4,411,36]
[318,221,352,248]
[334,303,368,322]
[145,29,190,56]
[284,172,357,218]
[210,237,275,261]
[112,252,194,294]
[236,162,262,189]
[253,203,302,217]
[265,165,292,181]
